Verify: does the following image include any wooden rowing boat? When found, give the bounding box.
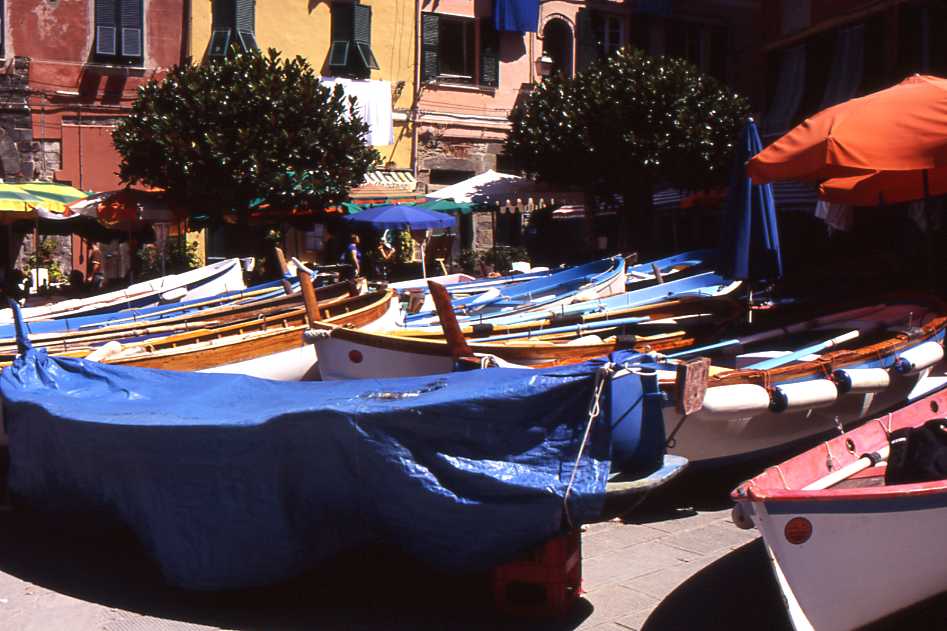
[651,299,947,467]
[0,281,356,359]
[310,294,742,381]
[71,289,399,379]
[3,258,247,322]
[731,384,947,631]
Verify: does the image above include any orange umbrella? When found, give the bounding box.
[818,167,947,205]
[747,75,947,187]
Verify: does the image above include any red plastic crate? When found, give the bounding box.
[491,529,582,618]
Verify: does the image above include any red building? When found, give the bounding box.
[0,1,186,276]
[5,0,185,191]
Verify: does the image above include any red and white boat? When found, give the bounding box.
[731,384,947,631]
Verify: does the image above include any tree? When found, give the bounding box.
[506,47,749,251]
[113,49,380,223]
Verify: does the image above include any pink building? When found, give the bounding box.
[416,0,760,249]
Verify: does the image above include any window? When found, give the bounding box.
[577,10,624,70]
[208,0,257,60]
[421,14,499,87]
[329,2,379,79]
[594,14,624,59]
[94,0,143,63]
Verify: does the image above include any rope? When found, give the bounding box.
[562,363,613,529]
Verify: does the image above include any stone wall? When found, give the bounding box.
[416,136,503,189]
[0,58,39,181]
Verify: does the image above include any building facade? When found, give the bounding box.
[188,0,417,171]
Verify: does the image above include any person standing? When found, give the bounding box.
[340,234,361,280]
[87,242,105,291]
[373,231,395,281]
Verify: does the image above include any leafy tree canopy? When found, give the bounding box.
[114,49,380,223]
[506,47,749,201]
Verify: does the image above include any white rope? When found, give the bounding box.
[563,363,613,529]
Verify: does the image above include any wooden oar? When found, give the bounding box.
[802,444,890,491]
[475,315,650,343]
[745,330,861,371]
[668,304,890,360]
[428,280,473,359]
[298,269,321,325]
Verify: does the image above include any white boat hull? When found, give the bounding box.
[200,344,320,381]
[314,335,454,381]
[4,258,246,322]
[665,366,947,466]
[747,492,947,631]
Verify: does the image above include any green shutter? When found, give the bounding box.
[210,0,234,58]
[235,0,254,35]
[212,0,234,29]
[353,4,379,69]
[119,0,143,58]
[95,0,118,56]
[421,13,440,81]
[479,18,500,87]
[576,9,597,72]
[329,2,355,71]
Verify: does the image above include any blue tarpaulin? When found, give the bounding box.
[720,120,783,282]
[494,0,539,33]
[2,330,657,589]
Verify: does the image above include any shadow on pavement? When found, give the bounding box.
[641,539,791,631]
[0,504,592,631]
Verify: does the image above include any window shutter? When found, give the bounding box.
[479,18,500,87]
[209,29,232,58]
[576,9,597,72]
[329,2,355,71]
[421,13,440,81]
[120,0,143,59]
[353,4,379,70]
[95,0,118,56]
[0,0,5,58]
[235,0,257,51]
[235,0,254,35]
[212,0,235,29]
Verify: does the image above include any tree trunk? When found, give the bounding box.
[622,179,654,258]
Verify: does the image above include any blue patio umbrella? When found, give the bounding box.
[344,204,456,278]
[343,204,456,231]
[720,119,783,282]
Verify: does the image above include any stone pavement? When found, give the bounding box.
[0,479,944,630]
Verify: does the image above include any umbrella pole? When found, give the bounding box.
[421,237,427,279]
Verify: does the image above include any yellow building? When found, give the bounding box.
[187,0,416,169]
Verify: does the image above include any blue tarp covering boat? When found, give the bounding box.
[2,317,663,589]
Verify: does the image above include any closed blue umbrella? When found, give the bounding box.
[343,204,456,230]
[720,120,783,282]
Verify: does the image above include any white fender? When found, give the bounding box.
[833,368,891,394]
[698,383,771,420]
[159,286,188,302]
[894,341,945,375]
[564,334,604,346]
[771,379,838,413]
[85,340,124,362]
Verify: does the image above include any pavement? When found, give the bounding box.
[0,469,946,631]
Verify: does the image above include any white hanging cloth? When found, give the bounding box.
[320,77,394,146]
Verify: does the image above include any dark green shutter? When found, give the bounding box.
[0,0,5,58]
[329,3,354,71]
[235,0,257,51]
[209,0,233,58]
[479,18,500,87]
[576,9,596,72]
[353,4,379,69]
[95,0,118,56]
[421,13,440,81]
[120,0,143,58]
[235,0,254,34]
